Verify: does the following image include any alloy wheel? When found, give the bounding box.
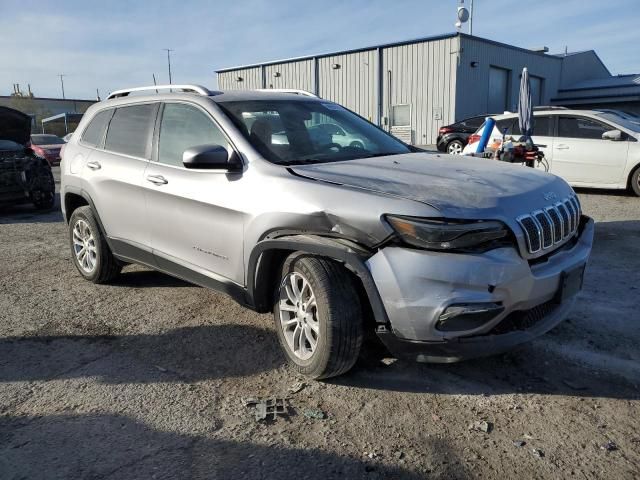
[278,272,320,360]
[72,219,97,273]
[448,141,463,154]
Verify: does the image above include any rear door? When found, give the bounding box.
[551,116,629,184]
[144,101,245,284]
[83,102,158,251]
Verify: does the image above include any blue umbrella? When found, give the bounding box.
[518,67,533,141]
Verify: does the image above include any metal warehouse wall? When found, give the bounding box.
[382,36,458,145]
[318,50,378,123]
[218,67,262,90]
[216,38,458,145]
[455,36,562,120]
[265,59,314,91]
[558,51,610,88]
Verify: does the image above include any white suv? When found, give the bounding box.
[463,108,640,196]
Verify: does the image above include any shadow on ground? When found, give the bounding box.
[0,193,63,224]
[0,412,464,480]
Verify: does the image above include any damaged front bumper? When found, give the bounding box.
[367,215,594,362]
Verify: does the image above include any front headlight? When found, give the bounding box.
[385,215,511,251]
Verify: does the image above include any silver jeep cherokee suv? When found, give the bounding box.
[61,85,594,379]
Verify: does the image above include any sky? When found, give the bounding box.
[2,0,640,100]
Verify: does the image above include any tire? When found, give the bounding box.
[630,167,640,197]
[68,206,122,283]
[274,255,363,379]
[447,139,464,155]
[30,162,55,210]
[349,140,365,149]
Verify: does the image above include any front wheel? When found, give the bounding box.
[274,255,363,379]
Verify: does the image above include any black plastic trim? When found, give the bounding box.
[247,235,389,324]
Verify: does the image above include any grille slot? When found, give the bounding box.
[517,195,580,254]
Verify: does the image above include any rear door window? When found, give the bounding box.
[81,109,113,147]
[533,116,551,136]
[104,103,158,158]
[558,116,610,140]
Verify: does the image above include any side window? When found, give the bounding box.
[496,118,521,136]
[558,117,609,140]
[81,109,113,147]
[104,103,157,158]
[466,116,486,129]
[158,103,228,167]
[533,116,551,136]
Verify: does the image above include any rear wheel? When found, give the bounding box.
[630,167,640,197]
[274,255,363,379]
[68,206,122,283]
[447,139,464,155]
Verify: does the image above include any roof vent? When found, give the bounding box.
[530,46,549,53]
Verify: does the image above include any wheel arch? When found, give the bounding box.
[247,234,389,325]
[627,162,640,190]
[63,191,89,223]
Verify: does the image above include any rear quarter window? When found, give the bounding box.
[81,109,113,147]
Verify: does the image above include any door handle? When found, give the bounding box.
[555,145,569,150]
[146,174,168,185]
[87,161,101,170]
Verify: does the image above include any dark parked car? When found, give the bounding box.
[0,107,55,210]
[30,133,65,165]
[436,114,492,155]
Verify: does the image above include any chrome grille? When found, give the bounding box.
[517,196,581,254]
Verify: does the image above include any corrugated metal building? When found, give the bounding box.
[216,32,626,145]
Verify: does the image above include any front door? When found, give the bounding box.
[551,116,629,185]
[143,102,245,284]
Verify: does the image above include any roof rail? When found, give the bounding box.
[533,105,568,111]
[106,84,215,100]
[255,88,318,98]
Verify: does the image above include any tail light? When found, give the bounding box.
[467,134,481,145]
[439,126,453,134]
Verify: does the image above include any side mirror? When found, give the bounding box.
[602,129,622,141]
[182,144,241,170]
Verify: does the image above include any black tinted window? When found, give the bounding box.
[496,117,552,137]
[105,104,157,158]
[558,117,609,140]
[533,116,551,136]
[465,116,486,128]
[81,109,113,147]
[158,103,228,167]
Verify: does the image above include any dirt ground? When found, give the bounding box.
[1,168,639,479]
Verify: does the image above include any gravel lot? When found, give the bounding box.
[1,167,639,479]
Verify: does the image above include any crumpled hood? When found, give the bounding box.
[290,152,574,218]
[0,106,31,146]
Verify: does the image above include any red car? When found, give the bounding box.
[30,134,65,166]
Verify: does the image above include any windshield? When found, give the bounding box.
[31,134,65,145]
[595,113,640,133]
[217,100,411,165]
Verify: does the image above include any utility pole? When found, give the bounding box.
[163,49,173,84]
[58,74,66,99]
[469,0,474,35]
